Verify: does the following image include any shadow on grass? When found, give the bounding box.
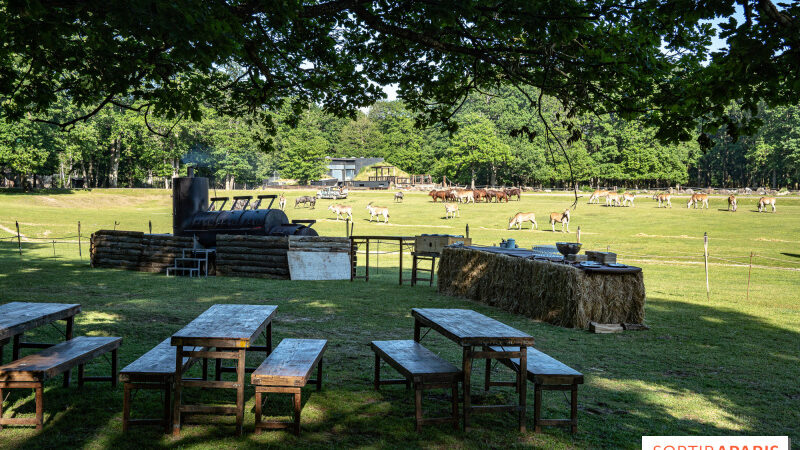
[1,252,799,448]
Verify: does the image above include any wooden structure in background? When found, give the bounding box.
[349,235,415,284]
[368,165,397,183]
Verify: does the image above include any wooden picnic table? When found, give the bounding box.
[170,304,277,436]
[411,308,535,432]
[0,302,81,386]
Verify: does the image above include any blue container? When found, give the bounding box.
[506,238,516,248]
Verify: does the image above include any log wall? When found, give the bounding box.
[90,230,194,273]
[90,230,351,279]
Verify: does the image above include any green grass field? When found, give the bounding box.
[1,188,799,449]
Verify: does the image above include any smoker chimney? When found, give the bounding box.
[187,166,194,178]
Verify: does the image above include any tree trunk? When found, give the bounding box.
[109,139,121,188]
[226,174,235,190]
[490,164,497,187]
[470,166,476,190]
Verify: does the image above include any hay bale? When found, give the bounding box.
[437,248,645,329]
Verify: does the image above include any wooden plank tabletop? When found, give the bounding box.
[0,336,121,381]
[171,304,277,347]
[412,308,534,346]
[0,302,81,340]
[251,339,327,387]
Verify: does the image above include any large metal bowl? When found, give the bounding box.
[555,242,582,256]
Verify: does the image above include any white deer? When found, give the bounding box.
[588,189,609,204]
[549,209,571,232]
[605,192,621,207]
[444,203,460,219]
[278,193,286,210]
[508,212,537,230]
[758,197,776,213]
[366,202,389,223]
[328,204,353,221]
[621,192,636,207]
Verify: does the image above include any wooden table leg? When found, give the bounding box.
[411,254,418,286]
[64,316,74,387]
[414,319,421,342]
[122,382,131,432]
[373,353,380,390]
[293,390,301,436]
[254,390,262,435]
[164,382,172,434]
[462,346,472,431]
[414,382,422,432]
[0,338,6,365]
[519,346,527,433]
[35,384,43,430]
[266,322,272,355]
[172,345,183,437]
[12,334,20,361]
[111,349,118,388]
[235,348,246,436]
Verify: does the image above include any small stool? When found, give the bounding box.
[411,252,438,286]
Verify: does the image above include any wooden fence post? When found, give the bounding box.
[704,232,710,300]
[577,226,581,243]
[16,220,22,256]
[345,218,350,237]
[78,221,82,259]
[746,251,754,302]
[466,224,470,239]
[149,220,152,234]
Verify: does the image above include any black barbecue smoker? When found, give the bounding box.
[172,169,317,247]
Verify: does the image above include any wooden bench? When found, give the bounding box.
[485,346,583,433]
[0,336,121,430]
[251,339,327,435]
[371,340,461,432]
[119,338,208,433]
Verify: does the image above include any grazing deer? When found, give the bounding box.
[508,212,537,230]
[588,189,609,204]
[453,189,475,204]
[278,193,286,210]
[605,192,621,207]
[494,190,509,203]
[328,204,353,221]
[758,197,776,212]
[727,195,737,212]
[549,209,571,232]
[444,203,460,219]
[428,190,447,202]
[394,192,404,202]
[654,193,672,208]
[621,192,636,207]
[505,187,522,201]
[687,193,709,209]
[366,202,389,223]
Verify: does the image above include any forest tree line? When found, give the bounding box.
[1,87,799,190]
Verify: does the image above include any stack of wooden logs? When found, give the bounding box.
[215,235,290,279]
[287,236,350,253]
[91,230,194,273]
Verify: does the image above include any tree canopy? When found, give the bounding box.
[1,0,797,146]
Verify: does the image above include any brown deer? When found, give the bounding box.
[727,195,737,212]
[366,202,389,223]
[758,197,776,212]
[588,189,609,204]
[428,190,447,202]
[508,212,537,230]
[687,193,709,209]
[654,193,672,208]
[444,203,460,219]
[549,209,571,232]
[505,187,522,201]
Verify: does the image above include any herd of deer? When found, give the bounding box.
[587,189,777,212]
[272,186,778,231]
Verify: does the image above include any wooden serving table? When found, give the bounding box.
[412,308,535,432]
[0,302,81,385]
[171,304,277,436]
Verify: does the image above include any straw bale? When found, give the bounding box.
[437,247,645,329]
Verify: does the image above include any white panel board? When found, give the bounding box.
[287,251,351,280]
